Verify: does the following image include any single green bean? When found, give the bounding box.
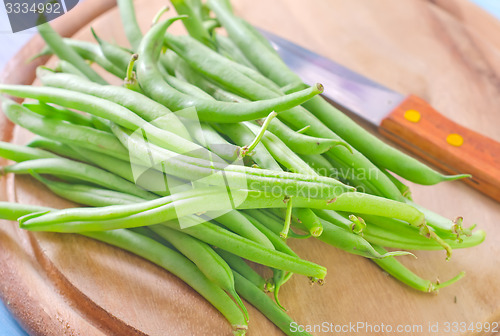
[170,0,213,45]
[214,34,256,70]
[31,173,145,207]
[214,122,281,170]
[62,39,126,79]
[243,210,308,239]
[69,145,172,196]
[0,141,57,162]
[0,202,50,221]
[232,271,312,336]
[116,0,143,51]
[3,158,156,200]
[27,137,89,162]
[91,28,133,71]
[187,123,240,162]
[215,249,268,292]
[23,101,93,127]
[55,60,86,77]
[210,210,275,250]
[371,245,465,292]
[37,22,106,84]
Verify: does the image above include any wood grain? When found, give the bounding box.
[1,0,500,335]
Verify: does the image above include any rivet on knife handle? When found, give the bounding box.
[380,95,500,202]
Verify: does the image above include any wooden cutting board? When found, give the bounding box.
[1,0,500,335]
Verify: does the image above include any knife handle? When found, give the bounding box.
[379,94,500,202]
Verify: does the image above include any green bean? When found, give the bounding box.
[123,54,142,92]
[322,151,379,195]
[215,249,268,292]
[280,197,293,239]
[187,123,240,162]
[55,60,86,77]
[202,18,220,34]
[267,118,349,155]
[69,145,172,196]
[299,154,336,177]
[292,208,323,237]
[241,212,298,258]
[214,122,281,170]
[62,39,126,79]
[210,210,275,250]
[116,0,143,51]
[149,224,248,321]
[214,34,256,70]
[3,158,156,200]
[37,22,107,84]
[39,71,192,140]
[160,70,215,100]
[243,210,309,239]
[232,271,312,336]
[137,18,324,123]
[244,122,315,175]
[239,212,300,307]
[371,245,465,292]
[173,56,246,103]
[91,28,133,71]
[0,141,57,162]
[170,0,213,45]
[31,173,145,207]
[0,202,50,221]
[1,99,130,161]
[0,84,205,157]
[27,137,89,162]
[82,229,248,333]
[240,112,277,157]
[382,170,412,200]
[22,101,93,127]
[407,201,475,238]
[237,18,279,57]
[312,215,413,259]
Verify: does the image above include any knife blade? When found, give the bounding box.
[260,29,500,202]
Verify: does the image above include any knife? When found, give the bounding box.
[260,29,500,202]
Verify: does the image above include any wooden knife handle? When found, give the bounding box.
[379,94,500,202]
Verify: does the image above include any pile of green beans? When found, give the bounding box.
[0,1,486,335]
